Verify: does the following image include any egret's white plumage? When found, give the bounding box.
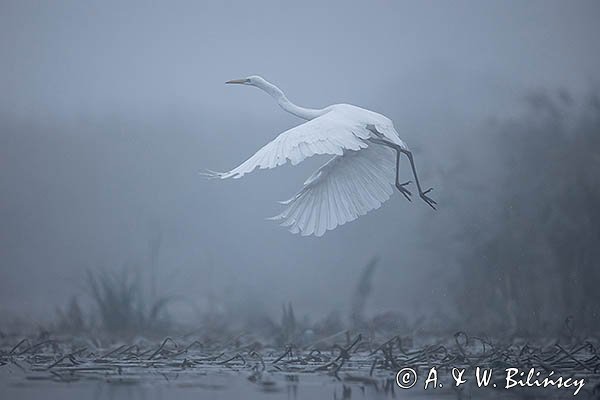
[269,144,397,237]
[204,76,436,236]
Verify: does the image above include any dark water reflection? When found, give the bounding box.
[0,369,581,400]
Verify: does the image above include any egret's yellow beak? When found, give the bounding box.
[225,79,247,84]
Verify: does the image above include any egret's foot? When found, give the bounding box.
[395,181,412,201]
[419,188,437,210]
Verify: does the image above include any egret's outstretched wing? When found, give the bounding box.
[269,144,396,236]
[204,109,371,179]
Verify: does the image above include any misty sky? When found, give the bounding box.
[1,0,600,324]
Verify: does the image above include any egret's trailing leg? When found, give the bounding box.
[393,147,412,201]
[401,148,437,210]
[395,154,412,202]
[370,138,436,209]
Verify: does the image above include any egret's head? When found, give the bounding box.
[225,75,267,87]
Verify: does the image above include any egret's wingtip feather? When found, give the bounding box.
[199,169,224,179]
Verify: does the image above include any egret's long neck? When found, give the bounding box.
[256,80,325,120]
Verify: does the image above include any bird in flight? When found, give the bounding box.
[204,76,436,237]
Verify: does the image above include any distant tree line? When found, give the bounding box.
[450,90,600,335]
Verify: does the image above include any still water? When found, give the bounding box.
[0,366,578,400]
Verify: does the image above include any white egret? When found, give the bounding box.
[203,76,436,237]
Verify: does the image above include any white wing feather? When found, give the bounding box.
[206,109,372,179]
[269,144,396,236]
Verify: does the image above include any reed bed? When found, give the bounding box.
[2,330,599,398]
